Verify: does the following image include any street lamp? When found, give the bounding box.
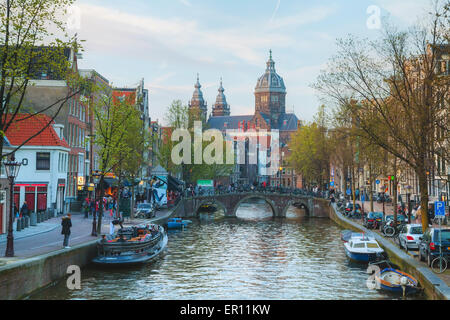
[91,170,101,237]
[406,185,413,224]
[3,154,22,257]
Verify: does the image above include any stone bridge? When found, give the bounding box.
[173,192,331,218]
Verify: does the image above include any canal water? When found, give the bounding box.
[30,200,424,300]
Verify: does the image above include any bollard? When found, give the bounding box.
[24,216,29,228]
[30,211,37,226]
[16,218,22,231]
[37,212,41,223]
[43,211,47,221]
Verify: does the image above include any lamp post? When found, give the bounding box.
[3,154,22,257]
[91,170,101,237]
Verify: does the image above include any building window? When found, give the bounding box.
[271,95,279,102]
[36,152,50,170]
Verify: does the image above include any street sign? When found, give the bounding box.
[346,188,351,196]
[376,180,380,185]
[435,201,446,216]
[330,181,335,187]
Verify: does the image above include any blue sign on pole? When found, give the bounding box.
[435,201,446,216]
[330,181,335,187]
[376,180,380,185]
[346,188,351,196]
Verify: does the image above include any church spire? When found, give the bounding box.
[212,77,230,117]
[189,73,207,123]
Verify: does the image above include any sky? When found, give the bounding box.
[72,0,434,125]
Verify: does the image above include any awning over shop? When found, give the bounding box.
[168,175,183,192]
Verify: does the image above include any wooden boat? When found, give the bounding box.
[371,260,420,295]
[167,217,192,229]
[92,224,168,265]
[344,234,384,263]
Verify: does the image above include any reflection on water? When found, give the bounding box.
[30,200,424,300]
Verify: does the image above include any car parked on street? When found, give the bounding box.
[398,224,423,251]
[418,228,450,266]
[135,203,155,219]
[363,212,383,229]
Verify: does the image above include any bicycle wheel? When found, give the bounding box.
[384,226,395,237]
[431,256,448,274]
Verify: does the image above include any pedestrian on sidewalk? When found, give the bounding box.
[20,201,29,218]
[61,214,72,249]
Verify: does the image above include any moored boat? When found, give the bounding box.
[341,230,375,242]
[343,234,385,263]
[92,224,168,265]
[370,260,420,295]
[167,217,192,229]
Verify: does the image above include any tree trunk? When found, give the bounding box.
[96,176,105,234]
[393,159,398,225]
[117,176,121,219]
[369,162,374,212]
[131,179,135,219]
[417,169,430,231]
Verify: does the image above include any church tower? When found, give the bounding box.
[254,50,286,124]
[211,78,231,117]
[189,74,208,124]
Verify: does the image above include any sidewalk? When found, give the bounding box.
[0,219,60,244]
[0,207,174,263]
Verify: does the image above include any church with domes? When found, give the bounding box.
[188,51,301,187]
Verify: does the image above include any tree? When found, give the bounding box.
[90,82,141,233]
[289,107,331,189]
[161,99,233,184]
[111,103,149,218]
[314,2,450,231]
[0,0,84,159]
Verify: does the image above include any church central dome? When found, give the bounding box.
[255,50,286,94]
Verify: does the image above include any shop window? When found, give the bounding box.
[36,152,50,170]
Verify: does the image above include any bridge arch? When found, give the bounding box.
[282,199,311,218]
[194,198,227,216]
[232,194,279,217]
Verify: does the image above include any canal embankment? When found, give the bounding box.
[0,206,178,300]
[328,203,450,300]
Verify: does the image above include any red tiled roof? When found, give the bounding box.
[4,114,69,148]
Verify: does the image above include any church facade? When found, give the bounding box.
[188,51,301,187]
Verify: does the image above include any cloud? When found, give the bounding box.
[374,0,431,25]
[268,4,338,29]
[179,0,192,7]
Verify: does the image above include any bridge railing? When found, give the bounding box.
[182,187,329,199]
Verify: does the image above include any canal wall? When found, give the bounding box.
[328,204,450,300]
[0,240,98,300]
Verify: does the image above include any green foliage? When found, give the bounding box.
[159,99,233,184]
[289,114,330,188]
[0,0,83,157]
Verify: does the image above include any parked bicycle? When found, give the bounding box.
[431,253,448,274]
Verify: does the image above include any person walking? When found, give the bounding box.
[20,201,29,218]
[61,214,72,249]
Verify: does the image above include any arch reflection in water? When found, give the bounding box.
[235,198,274,220]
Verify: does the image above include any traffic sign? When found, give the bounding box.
[435,201,446,216]
[375,180,380,185]
[330,181,335,187]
